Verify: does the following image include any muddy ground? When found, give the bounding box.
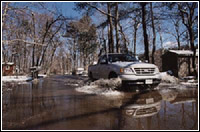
[2,75,198,130]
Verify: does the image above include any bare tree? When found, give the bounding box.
[150,3,156,64]
[141,2,149,62]
[107,3,114,53]
[163,12,186,50]
[132,16,140,56]
[2,3,67,75]
[178,2,198,76]
[115,2,120,53]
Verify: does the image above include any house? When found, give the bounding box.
[162,49,198,78]
[2,62,15,76]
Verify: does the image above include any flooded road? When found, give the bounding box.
[2,75,198,130]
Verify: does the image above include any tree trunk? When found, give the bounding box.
[107,25,111,53]
[118,23,128,53]
[107,3,114,53]
[174,20,181,49]
[141,3,149,62]
[188,28,196,76]
[2,2,10,29]
[133,18,140,56]
[177,35,181,50]
[133,28,137,56]
[115,2,120,53]
[150,3,156,64]
[158,24,163,54]
[32,13,36,67]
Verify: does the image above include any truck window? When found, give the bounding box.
[109,54,138,62]
[99,56,108,64]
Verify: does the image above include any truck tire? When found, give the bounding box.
[108,72,118,79]
[89,72,94,81]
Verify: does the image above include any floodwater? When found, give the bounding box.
[2,75,198,130]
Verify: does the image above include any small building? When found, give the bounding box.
[2,62,15,76]
[77,67,84,75]
[162,50,198,78]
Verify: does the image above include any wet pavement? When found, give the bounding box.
[2,75,198,130]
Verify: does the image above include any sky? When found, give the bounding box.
[51,2,81,18]
[10,2,81,18]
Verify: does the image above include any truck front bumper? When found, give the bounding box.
[119,74,161,85]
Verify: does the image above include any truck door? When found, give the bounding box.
[98,55,110,79]
[92,57,102,79]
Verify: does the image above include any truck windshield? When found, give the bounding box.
[108,54,138,62]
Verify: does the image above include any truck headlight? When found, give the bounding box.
[120,68,133,74]
[125,108,136,116]
[154,67,160,74]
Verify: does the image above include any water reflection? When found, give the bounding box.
[121,90,162,118]
[2,77,198,130]
[118,87,198,130]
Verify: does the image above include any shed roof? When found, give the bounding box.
[168,49,198,56]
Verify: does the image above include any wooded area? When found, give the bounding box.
[2,2,198,76]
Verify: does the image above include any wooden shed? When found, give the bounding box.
[162,50,198,78]
[2,62,15,76]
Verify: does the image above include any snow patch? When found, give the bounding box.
[76,85,98,94]
[2,76,32,82]
[160,72,179,84]
[90,78,122,90]
[76,78,124,98]
[180,82,198,86]
[71,83,79,86]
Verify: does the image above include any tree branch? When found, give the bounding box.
[2,39,47,46]
[86,2,115,18]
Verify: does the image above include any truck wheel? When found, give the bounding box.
[108,72,118,79]
[89,72,94,81]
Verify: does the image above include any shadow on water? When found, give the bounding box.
[2,76,198,130]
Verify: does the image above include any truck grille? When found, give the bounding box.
[134,68,155,75]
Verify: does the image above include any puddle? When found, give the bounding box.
[2,75,198,130]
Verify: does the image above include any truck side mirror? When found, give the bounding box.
[100,58,108,64]
[100,60,108,64]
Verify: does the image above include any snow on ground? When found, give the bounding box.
[160,72,179,84]
[158,80,198,92]
[76,78,124,98]
[2,76,32,82]
[160,72,198,87]
[90,78,122,90]
[180,81,198,86]
[38,74,47,78]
